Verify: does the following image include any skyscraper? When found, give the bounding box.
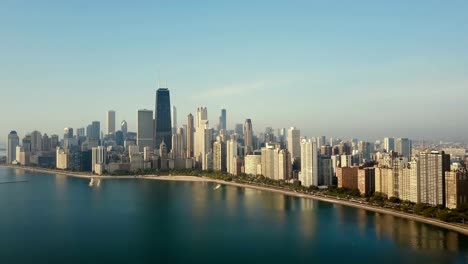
[107,110,116,134]
[76,128,85,137]
[396,138,412,160]
[91,146,107,173]
[64,127,73,139]
[171,128,184,158]
[219,109,227,131]
[7,131,19,164]
[383,137,395,152]
[194,107,209,164]
[287,127,301,161]
[187,113,194,158]
[154,88,172,151]
[121,120,128,138]
[234,124,243,135]
[90,121,100,140]
[30,130,42,152]
[137,109,154,151]
[42,133,51,151]
[244,119,253,154]
[171,106,177,134]
[299,138,318,187]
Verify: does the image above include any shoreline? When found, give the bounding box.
[2,164,467,236]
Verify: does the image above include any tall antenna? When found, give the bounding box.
[165,80,168,88]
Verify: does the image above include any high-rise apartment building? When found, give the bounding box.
[419,151,450,206]
[213,136,226,172]
[445,168,468,209]
[408,158,420,203]
[318,155,333,186]
[261,144,276,179]
[91,146,107,173]
[107,110,116,134]
[154,88,172,151]
[299,139,318,187]
[287,127,301,162]
[226,136,238,174]
[56,147,68,169]
[358,168,375,196]
[277,149,292,180]
[245,154,261,175]
[7,131,19,164]
[137,109,154,151]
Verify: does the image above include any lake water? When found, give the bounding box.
[0,167,466,264]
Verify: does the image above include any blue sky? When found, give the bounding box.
[1,1,468,143]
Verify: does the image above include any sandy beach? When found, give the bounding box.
[2,164,468,235]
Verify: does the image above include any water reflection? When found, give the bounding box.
[372,213,462,252]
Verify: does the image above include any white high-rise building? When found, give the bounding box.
[287,127,300,162]
[107,110,116,134]
[7,131,20,164]
[299,138,318,187]
[226,137,238,174]
[261,145,276,179]
[194,107,210,165]
[277,149,291,180]
[137,109,154,151]
[408,158,420,203]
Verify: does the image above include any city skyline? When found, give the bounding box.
[1,1,468,143]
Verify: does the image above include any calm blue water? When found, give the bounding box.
[0,167,467,264]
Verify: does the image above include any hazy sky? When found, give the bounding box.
[1,1,467,144]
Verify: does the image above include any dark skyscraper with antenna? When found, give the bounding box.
[154,88,172,151]
[219,109,227,131]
